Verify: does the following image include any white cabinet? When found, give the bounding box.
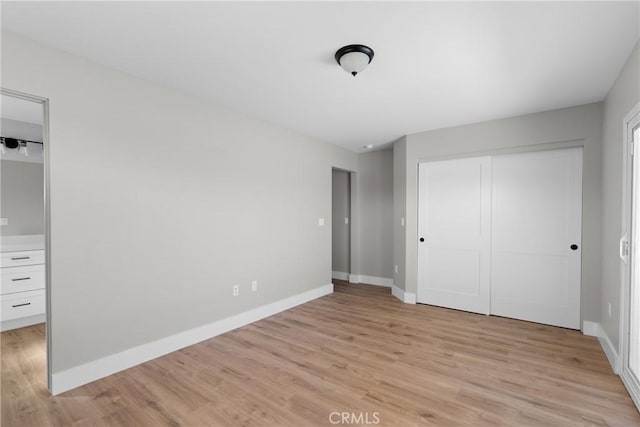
[1,235,45,331]
[0,250,46,267]
[1,289,45,322]
[1,265,45,294]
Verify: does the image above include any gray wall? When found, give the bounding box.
[1,32,358,373]
[601,42,640,349]
[1,117,43,142]
[356,150,393,279]
[396,103,603,326]
[331,169,350,274]
[0,160,44,236]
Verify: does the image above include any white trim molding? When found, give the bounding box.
[331,271,349,281]
[0,314,46,332]
[346,274,416,304]
[582,321,620,373]
[621,369,640,412]
[348,274,393,287]
[619,103,640,411]
[582,320,599,337]
[51,283,333,395]
[392,285,416,304]
[598,328,621,374]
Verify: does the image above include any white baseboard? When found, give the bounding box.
[582,321,620,373]
[331,271,349,281]
[0,314,45,332]
[582,320,599,336]
[348,274,393,288]
[598,327,620,374]
[346,275,416,304]
[51,283,334,395]
[392,285,416,304]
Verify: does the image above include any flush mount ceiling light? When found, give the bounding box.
[335,44,374,76]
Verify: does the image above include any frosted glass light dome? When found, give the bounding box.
[335,45,374,76]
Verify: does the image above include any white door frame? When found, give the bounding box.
[329,166,358,283]
[620,102,640,410]
[1,87,52,392]
[330,167,353,281]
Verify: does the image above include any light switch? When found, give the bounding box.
[251,280,258,292]
[401,217,405,227]
[345,217,349,225]
[0,218,8,226]
[318,218,325,227]
[395,265,398,274]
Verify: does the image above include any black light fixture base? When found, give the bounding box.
[335,44,375,65]
[1,136,43,149]
[3,137,19,149]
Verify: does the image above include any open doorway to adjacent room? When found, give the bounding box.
[1,89,51,392]
[331,169,351,283]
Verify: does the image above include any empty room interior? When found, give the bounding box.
[2,1,640,426]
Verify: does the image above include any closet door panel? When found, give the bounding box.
[491,147,582,329]
[417,157,491,314]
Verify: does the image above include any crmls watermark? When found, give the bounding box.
[329,411,380,425]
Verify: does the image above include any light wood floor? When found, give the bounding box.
[2,281,639,426]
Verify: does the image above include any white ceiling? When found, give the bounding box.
[2,2,639,152]
[1,94,43,125]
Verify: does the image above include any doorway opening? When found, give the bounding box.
[621,103,640,410]
[0,89,51,392]
[331,169,352,283]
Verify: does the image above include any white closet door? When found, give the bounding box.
[417,157,492,314]
[491,147,582,329]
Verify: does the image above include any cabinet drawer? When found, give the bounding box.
[0,250,45,268]
[1,290,45,321]
[1,265,45,295]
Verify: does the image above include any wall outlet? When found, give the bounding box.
[345,217,349,225]
[233,285,239,296]
[394,265,398,274]
[251,280,258,292]
[0,218,7,226]
[318,218,325,227]
[608,302,612,318]
[401,217,405,227]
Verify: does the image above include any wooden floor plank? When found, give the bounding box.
[2,280,638,426]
